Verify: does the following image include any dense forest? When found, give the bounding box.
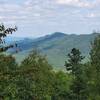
[0,24,100,100]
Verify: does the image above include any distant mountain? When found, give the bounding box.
[5,36,24,43]
[7,32,99,70]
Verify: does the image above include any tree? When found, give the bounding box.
[52,71,73,100]
[87,34,100,100]
[65,48,84,76]
[65,48,87,100]
[0,50,55,100]
[0,24,19,99]
[0,55,18,100]
[0,24,17,52]
[19,51,54,100]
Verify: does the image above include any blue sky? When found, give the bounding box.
[0,0,100,37]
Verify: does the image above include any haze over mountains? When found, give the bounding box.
[7,32,99,70]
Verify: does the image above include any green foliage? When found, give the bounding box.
[0,51,73,100]
[0,52,49,99]
[65,48,84,76]
[0,24,17,52]
[20,51,54,99]
[86,35,100,100]
[52,71,73,100]
[0,54,17,72]
[0,32,100,100]
[0,54,18,100]
[65,48,87,100]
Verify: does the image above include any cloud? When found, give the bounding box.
[55,0,99,8]
[86,13,100,18]
[0,1,32,24]
[0,15,28,24]
[87,13,96,18]
[0,0,100,36]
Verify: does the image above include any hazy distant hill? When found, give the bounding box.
[4,36,24,43]
[8,32,99,70]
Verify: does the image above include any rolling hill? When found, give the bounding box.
[7,32,99,70]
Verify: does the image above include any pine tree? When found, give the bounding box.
[88,34,100,99]
[65,48,84,76]
[65,48,87,100]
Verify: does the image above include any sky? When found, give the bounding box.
[0,0,100,37]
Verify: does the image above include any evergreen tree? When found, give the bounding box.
[52,71,73,100]
[65,48,84,76]
[65,48,87,100]
[87,35,100,99]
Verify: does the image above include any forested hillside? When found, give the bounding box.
[10,32,98,69]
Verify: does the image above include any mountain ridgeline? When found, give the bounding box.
[9,32,98,70]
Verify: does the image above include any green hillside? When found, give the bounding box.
[13,32,98,70]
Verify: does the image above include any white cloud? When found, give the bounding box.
[55,0,98,8]
[86,13,100,18]
[24,0,32,6]
[0,15,28,23]
[0,4,21,12]
[87,13,96,18]
[0,0,100,29]
[33,13,41,17]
